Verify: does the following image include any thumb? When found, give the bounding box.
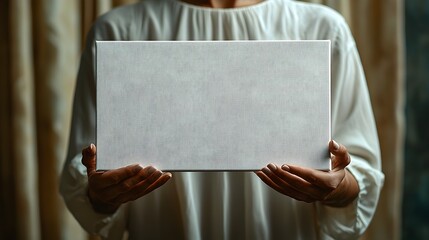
[82,143,97,176]
[329,140,350,171]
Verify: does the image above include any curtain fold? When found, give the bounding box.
[7,0,41,239]
[349,1,405,240]
[0,0,403,239]
[303,1,405,239]
[0,0,15,238]
[31,0,82,239]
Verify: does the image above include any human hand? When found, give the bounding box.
[255,140,359,207]
[81,144,172,214]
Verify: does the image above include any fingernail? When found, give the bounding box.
[262,167,270,175]
[332,140,339,151]
[147,166,156,174]
[281,164,290,171]
[268,163,277,171]
[133,164,143,173]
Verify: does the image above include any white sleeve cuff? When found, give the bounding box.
[316,155,384,239]
[60,155,128,239]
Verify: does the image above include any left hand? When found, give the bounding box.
[255,140,359,207]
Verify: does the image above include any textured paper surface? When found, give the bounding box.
[96,41,331,171]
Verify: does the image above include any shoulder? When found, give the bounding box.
[279,0,355,49]
[291,1,346,24]
[90,0,167,41]
[289,1,348,31]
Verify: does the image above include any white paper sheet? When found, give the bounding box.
[96,41,331,171]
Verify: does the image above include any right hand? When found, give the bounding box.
[81,144,172,214]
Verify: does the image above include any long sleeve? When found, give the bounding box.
[315,17,385,239]
[59,1,385,239]
[59,25,128,239]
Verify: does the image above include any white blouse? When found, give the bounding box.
[60,0,385,239]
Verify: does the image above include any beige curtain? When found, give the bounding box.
[302,1,405,240]
[0,1,137,240]
[352,2,405,240]
[0,0,403,239]
[305,1,405,239]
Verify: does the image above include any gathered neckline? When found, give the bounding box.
[172,0,275,13]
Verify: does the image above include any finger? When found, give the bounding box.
[117,166,157,193]
[255,170,285,195]
[113,171,170,203]
[267,164,328,200]
[132,169,163,191]
[99,166,157,199]
[256,168,314,203]
[329,140,351,170]
[82,144,97,176]
[285,164,344,191]
[138,172,172,198]
[97,164,145,187]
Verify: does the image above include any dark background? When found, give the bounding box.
[403,0,429,239]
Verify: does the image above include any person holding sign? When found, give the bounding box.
[60,0,384,239]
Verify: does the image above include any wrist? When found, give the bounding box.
[322,170,359,207]
[87,189,119,214]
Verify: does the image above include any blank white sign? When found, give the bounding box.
[96,41,331,171]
